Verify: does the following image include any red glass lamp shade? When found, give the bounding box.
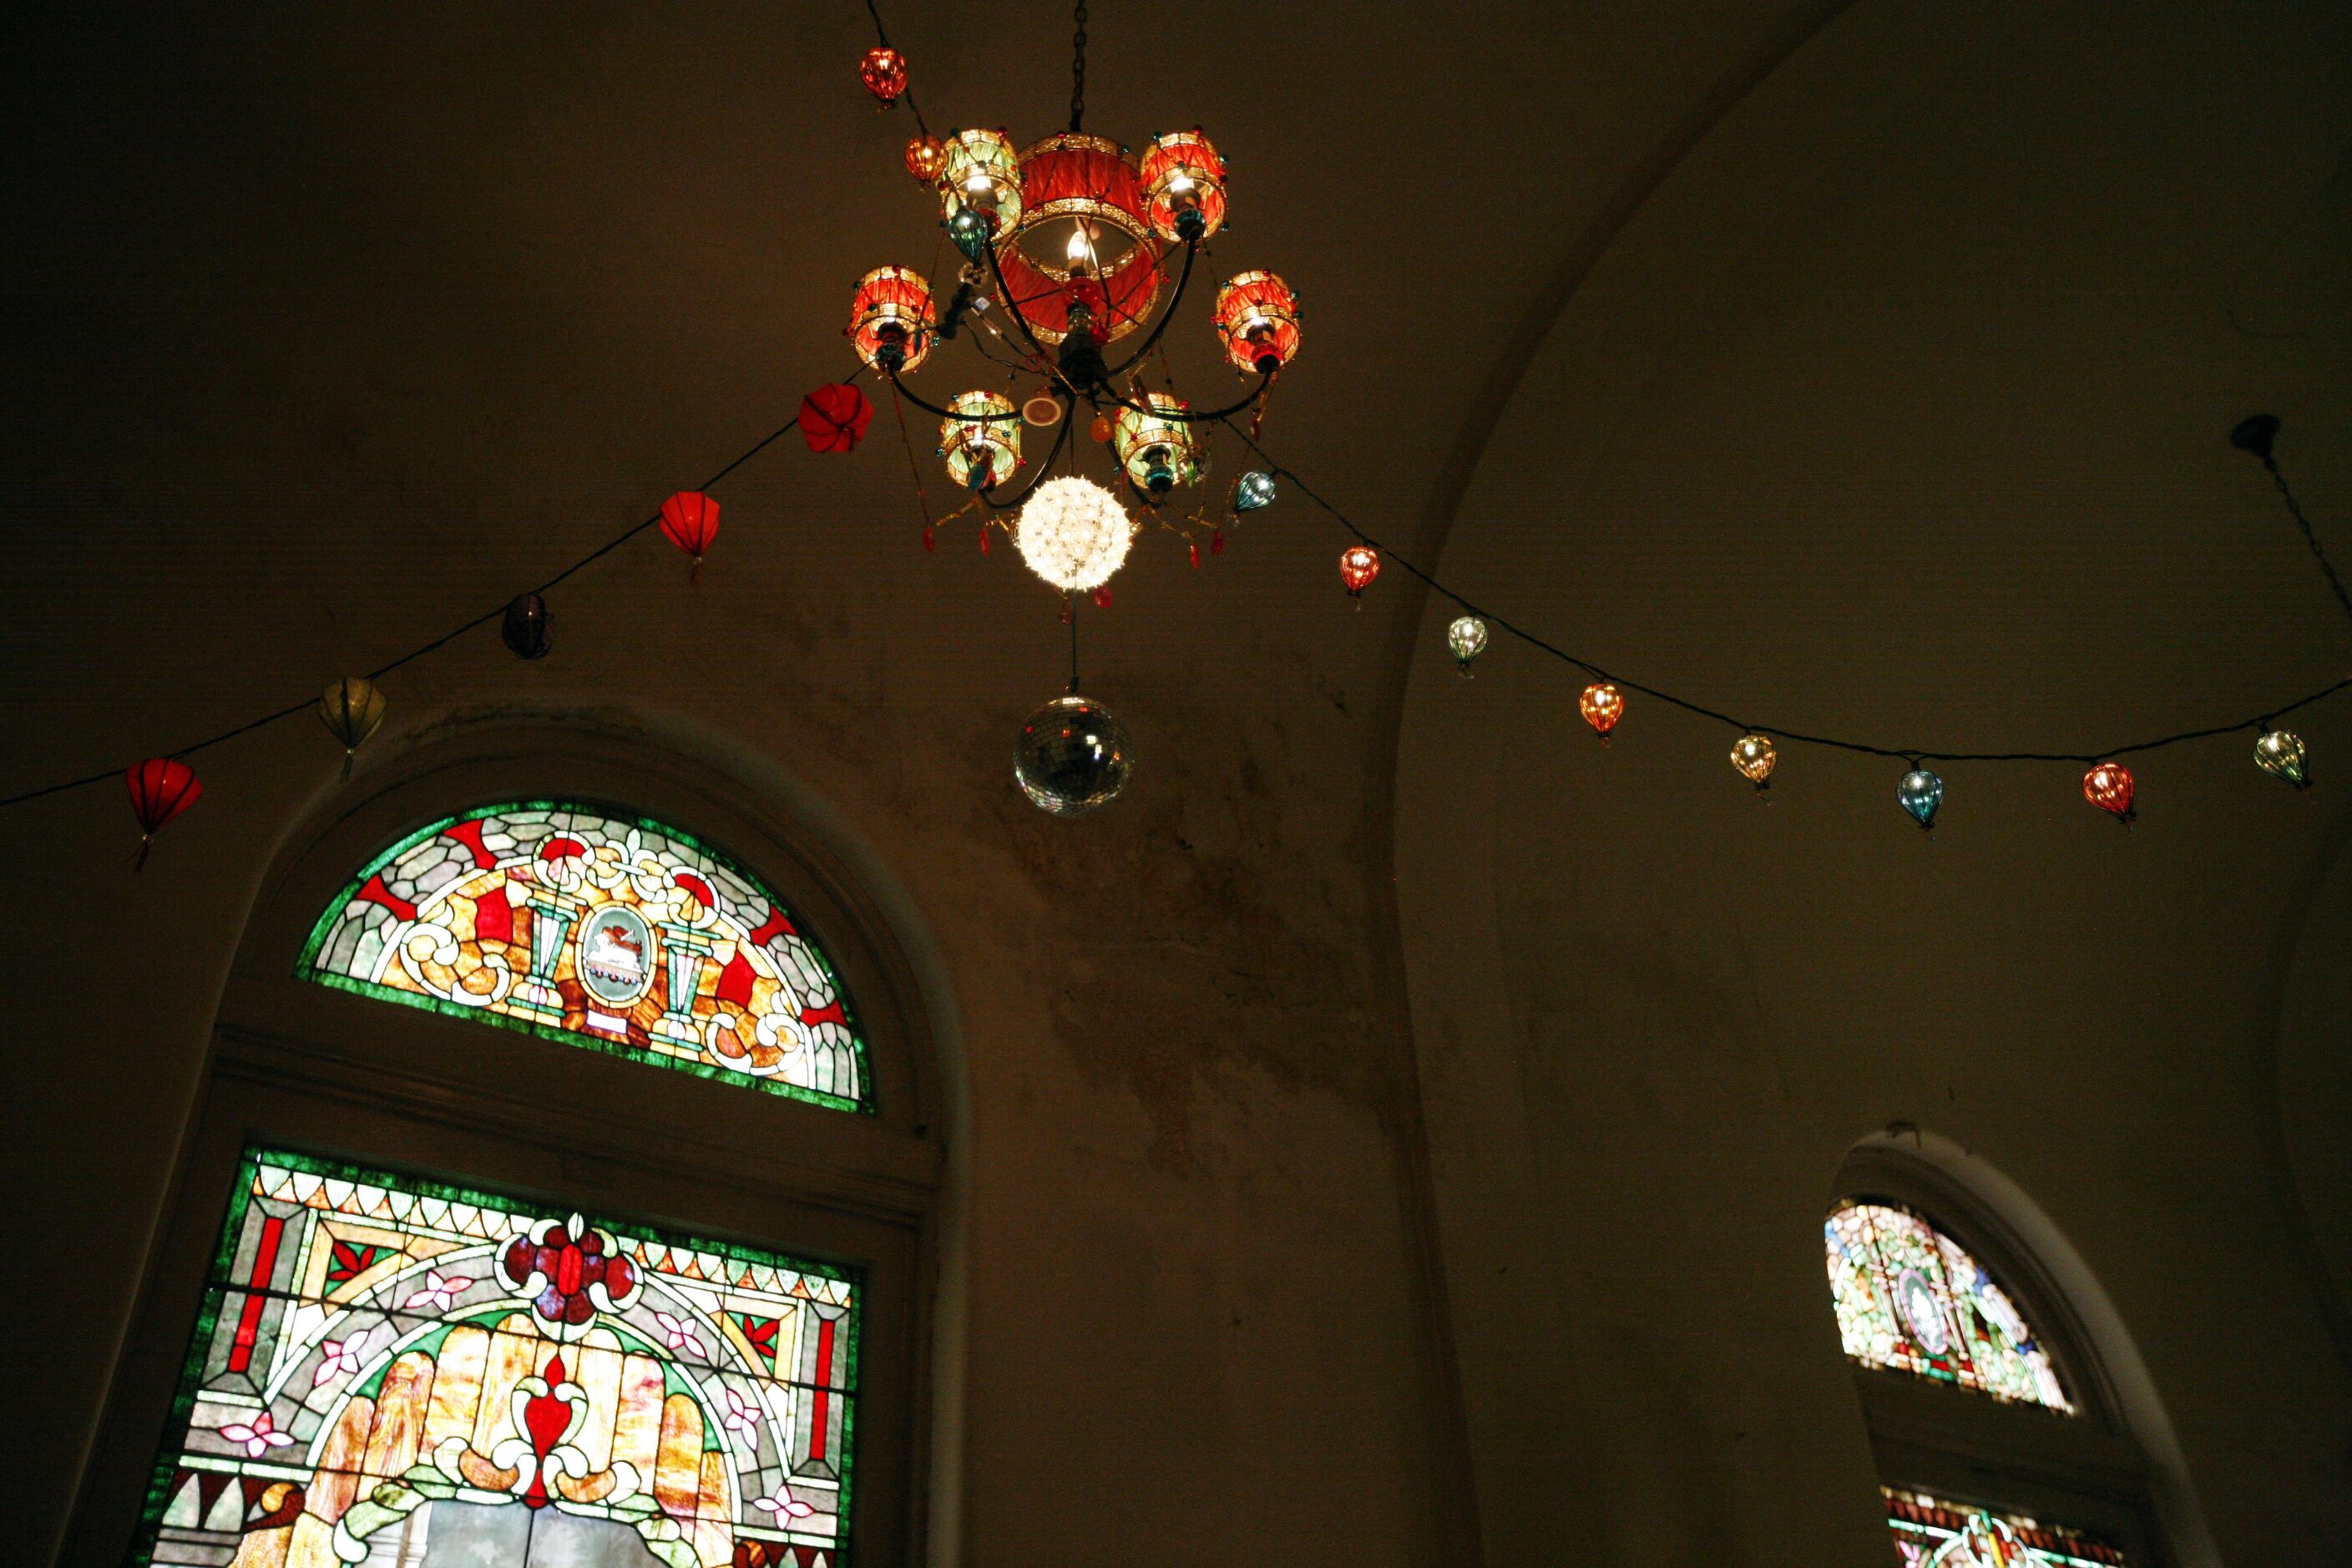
[660,491,719,572]
[127,756,201,868]
[1213,271,1302,374]
[1580,682,1624,740]
[1338,544,1380,598]
[1138,129,1227,243]
[848,265,936,373]
[2083,761,2136,824]
[801,382,874,452]
[860,47,908,105]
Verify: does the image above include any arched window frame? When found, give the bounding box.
[63,729,950,1568]
[1834,1142,2169,1567]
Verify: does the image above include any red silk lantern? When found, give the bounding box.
[801,382,874,453]
[1338,544,1380,601]
[1580,682,1624,741]
[126,757,201,870]
[847,265,936,374]
[659,491,719,581]
[860,47,908,105]
[2083,761,2136,825]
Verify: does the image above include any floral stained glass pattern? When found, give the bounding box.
[1885,1488,2124,1567]
[1825,1201,2071,1411]
[301,803,870,1113]
[137,1148,859,1568]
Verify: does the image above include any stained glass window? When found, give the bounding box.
[301,802,871,1113]
[1884,1487,2124,1566]
[1825,1201,2071,1411]
[137,1147,859,1568]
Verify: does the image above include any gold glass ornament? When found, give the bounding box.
[316,676,385,777]
[1730,733,1777,791]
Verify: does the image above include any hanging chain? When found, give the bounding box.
[1069,1,1088,133]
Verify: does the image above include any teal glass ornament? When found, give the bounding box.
[1235,471,1277,512]
[1896,767,1944,831]
[948,208,991,261]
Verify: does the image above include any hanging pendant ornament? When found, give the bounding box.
[1338,545,1380,604]
[1895,766,1944,831]
[1579,682,1624,741]
[904,133,946,185]
[659,491,720,583]
[126,757,201,870]
[502,592,553,660]
[1089,414,1114,443]
[860,47,908,106]
[802,382,875,453]
[316,676,385,778]
[1235,471,1277,512]
[1023,391,1064,427]
[1730,733,1778,793]
[2083,761,2136,825]
[1015,692,1132,816]
[1447,615,1488,675]
[2253,730,2309,789]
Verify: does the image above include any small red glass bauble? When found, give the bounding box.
[1579,682,1624,740]
[903,132,946,184]
[1338,544,1380,599]
[127,756,201,869]
[2083,761,2136,824]
[860,47,908,105]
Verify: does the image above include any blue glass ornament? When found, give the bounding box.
[1235,471,1277,512]
[1896,767,1943,831]
[948,208,991,261]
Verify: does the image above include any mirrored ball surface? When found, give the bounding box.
[1014,695,1133,817]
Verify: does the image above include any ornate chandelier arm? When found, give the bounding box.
[978,411,1079,511]
[984,238,1063,369]
[882,369,1029,423]
[1100,237,1199,381]
[1100,369,1273,424]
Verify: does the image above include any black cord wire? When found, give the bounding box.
[0,407,814,811]
[2263,455,2352,635]
[1219,417,2352,767]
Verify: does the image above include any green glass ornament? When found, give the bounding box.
[2254,730,2309,789]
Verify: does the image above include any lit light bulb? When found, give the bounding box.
[964,173,991,194]
[1168,173,1195,195]
[1066,223,1092,262]
[1579,683,1623,741]
[2254,730,2309,789]
[1730,733,1777,792]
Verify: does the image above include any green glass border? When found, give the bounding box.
[296,800,875,1116]
[131,1144,865,1565]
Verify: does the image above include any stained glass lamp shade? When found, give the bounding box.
[936,129,1023,234]
[1211,271,1302,373]
[1110,392,1204,493]
[300,802,871,1113]
[1825,1201,2071,1410]
[940,392,1021,490]
[847,266,936,375]
[1137,129,1227,241]
[133,1148,859,1568]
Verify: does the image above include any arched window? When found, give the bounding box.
[301,802,872,1113]
[1828,1149,2168,1567]
[69,741,943,1568]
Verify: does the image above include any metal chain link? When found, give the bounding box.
[1070,1,1088,132]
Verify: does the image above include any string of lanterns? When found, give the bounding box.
[8,18,2347,858]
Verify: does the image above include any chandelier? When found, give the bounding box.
[847,3,1301,602]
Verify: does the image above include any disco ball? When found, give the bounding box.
[1014,694,1132,817]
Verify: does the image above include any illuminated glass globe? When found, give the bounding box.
[1015,694,1132,816]
[1016,476,1132,592]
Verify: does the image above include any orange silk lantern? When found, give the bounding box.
[1338,545,1380,601]
[126,757,201,870]
[2083,761,2135,824]
[801,382,874,453]
[1212,271,1302,374]
[1580,682,1624,741]
[660,491,719,580]
[904,133,946,185]
[860,47,908,105]
[848,265,936,374]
